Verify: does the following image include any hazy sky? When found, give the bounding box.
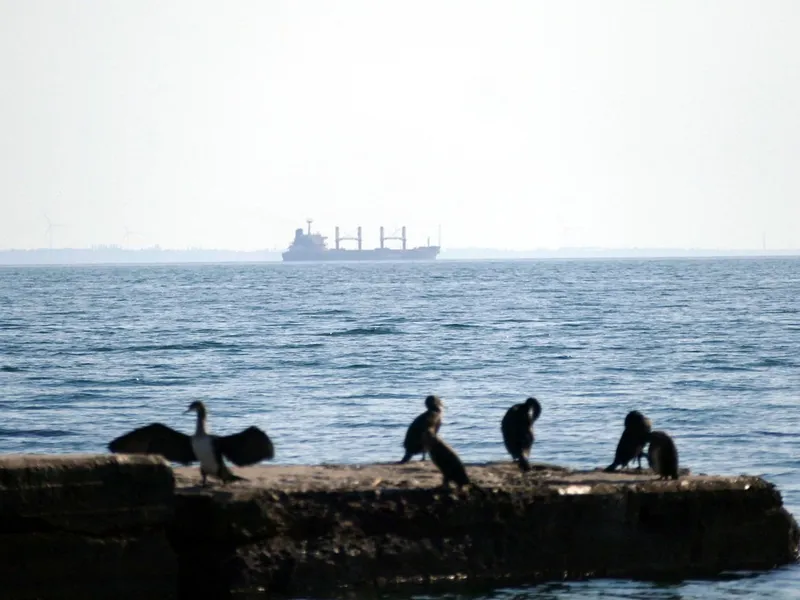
[2,1,799,251]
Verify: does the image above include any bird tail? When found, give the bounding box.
[398,452,412,464]
[219,466,247,483]
[603,462,619,473]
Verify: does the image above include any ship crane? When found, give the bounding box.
[334,226,362,250]
[380,226,407,250]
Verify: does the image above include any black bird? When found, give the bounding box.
[423,428,470,489]
[108,400,275,486]
[399,395,443,463]
[604,410,652,472]
[501,396,542,472]
[647,430,679,480]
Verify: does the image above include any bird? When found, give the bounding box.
[647,430,679,480]
[501,396,542,472]
[422,428,470,489]
[108,400,275,486]
[398,395,443,463]
[604,410,652,472]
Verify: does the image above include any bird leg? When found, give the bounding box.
[201,470,209,488]
[421,452,427,461]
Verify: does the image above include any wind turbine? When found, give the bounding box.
[43,213,66,249]
[123,226,144,248]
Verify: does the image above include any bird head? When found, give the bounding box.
[624,410,646,429]
[525,396,542,420]
[185,401,207,418]
[425,395,444,412]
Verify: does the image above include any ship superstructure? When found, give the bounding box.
[282,220,440,262]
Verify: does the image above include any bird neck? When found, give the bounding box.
[194,412,208,436]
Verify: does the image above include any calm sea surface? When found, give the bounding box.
[1,258,799,598]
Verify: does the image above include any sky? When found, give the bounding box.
[1,1,799,251]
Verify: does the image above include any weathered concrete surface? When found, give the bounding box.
[1,455,797,599]
[0,454,178,600]
[171,462,800,597]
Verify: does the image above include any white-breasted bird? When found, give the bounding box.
[108,400,274,486]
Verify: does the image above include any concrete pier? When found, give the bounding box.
[171,461,799,597]
[1,455,798,599]
[0,455,177,600]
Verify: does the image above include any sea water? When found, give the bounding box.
[1,258,798,598]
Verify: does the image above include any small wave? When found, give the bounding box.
[0,366,23,373]
[322,326,401,337]
[276,359,323,368]
[48,377,192,393]
[0,428,73,438]
[68,391,110,400]
[753,430,797,438]
[116,377,192,387]
[759,357,795,368]
[330,421,380,429]
[377,316,409,324]
[344,363,373,369]
[497,318,535,324]
[276,342,325,350]
[23,375,53,382]
[535,345,584,353]
[574,390,617,398]
[20,391,110,402]
[87,341,242,353]
[442,323,481,329]
[142,340,241,352]
[345,392,414,400]
[81,346,117,353]
[672,379,718,388]
[706,365,753,372]
[61,378,110,386]
[600,366,633,373]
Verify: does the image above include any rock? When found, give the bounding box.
[0,454,177,600]
[2,456,797,598]
[170,462,800,597]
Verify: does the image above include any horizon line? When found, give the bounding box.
[1,245,800,253]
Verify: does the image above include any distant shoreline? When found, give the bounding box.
[0,247,797,265]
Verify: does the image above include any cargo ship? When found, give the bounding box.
[282,220,440,262]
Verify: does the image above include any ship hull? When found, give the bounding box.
[282,246,440,262]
